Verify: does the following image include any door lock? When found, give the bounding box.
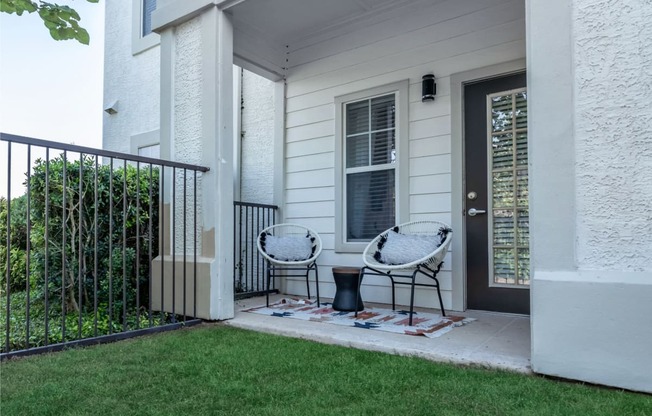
[467,208,487,216]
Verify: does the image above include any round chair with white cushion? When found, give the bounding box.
[355,221,452,325]
[257,223,323,307]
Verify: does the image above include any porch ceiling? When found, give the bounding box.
[224,0,441,80]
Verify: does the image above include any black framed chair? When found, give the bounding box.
[257,223,323,307]
[355,221,452,325]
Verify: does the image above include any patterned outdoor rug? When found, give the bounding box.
[243,298,475,338]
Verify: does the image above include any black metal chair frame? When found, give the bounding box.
[355,262,445,326]
[264,262,320,307]
[257,223,323,308]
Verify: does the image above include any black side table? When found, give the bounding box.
[332,267,364,312]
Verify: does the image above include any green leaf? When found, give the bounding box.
[77,27,89,45]
[1,0,98,45]
[0,0,37,14]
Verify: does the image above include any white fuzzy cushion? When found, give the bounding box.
[378,231,440,265]
[264,235,313,261]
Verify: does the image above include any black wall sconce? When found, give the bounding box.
[422,74,436,102]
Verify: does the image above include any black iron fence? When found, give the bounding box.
[0,133,209,359]
[233,201,278,299]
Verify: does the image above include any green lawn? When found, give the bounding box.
[1,325,650,416]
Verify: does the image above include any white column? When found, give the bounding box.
[155,3,235,321]
[526,0,576,271]
[527,0,652,393]
[201,7,235,320]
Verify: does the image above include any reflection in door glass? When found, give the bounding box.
[489,89,529,286]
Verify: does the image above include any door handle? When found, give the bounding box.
[467,208,487,216]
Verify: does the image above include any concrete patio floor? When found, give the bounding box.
[226,294,531,373]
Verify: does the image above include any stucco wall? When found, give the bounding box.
[529,0,652,393]
[574,0,652,271]
[171,17,204,255]
[240,69,275,205]
[102,2,160,154]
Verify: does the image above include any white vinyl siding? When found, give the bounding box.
[281,0,525,307]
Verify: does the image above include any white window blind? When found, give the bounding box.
[344,94,396,241]
[142,0,157,37]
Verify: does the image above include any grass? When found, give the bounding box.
[1,325,650,416]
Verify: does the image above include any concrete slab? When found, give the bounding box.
[226,294,531,373]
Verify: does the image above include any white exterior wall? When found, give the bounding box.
[282,0,526,307]
[103,2,160,153]
[574,0,652,270]
[171,18,204,255]
[529,0,652,393]
[240,70,275,205]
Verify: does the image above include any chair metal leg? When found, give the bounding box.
[390,276,396,310]
[266,264,272,307]
[419,265,446,317]
[305,267,311,300]
[409,269,418,326]
[435,276,446,317]
[354,267,366,317]
[314,264,320,306]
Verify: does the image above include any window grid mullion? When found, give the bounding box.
[347,127,395,139]
[367,99,372,168]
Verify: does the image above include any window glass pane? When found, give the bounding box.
[346,169,395,241]
[517,209,529,246]
[492,133,513,170]
[371,131,395,165]
[491,95,512,132]
[516,132,527,165]
[516,169,528,208]
[370,94,395,131]
[493,248,516,284]
[142,0,157,37]
[492,171,514,208]
[515,92,527,129]
[346,134,369,168]
[346,100,369,135]
[517,248,530,285]
[493,210,514,246]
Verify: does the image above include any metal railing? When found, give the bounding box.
[233,201,278,299]
[0,133,209,359]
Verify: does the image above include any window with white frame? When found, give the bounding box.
[137,143,160,158]
[130,130,160,158]
[132,0,160,55]
[335,81,409,252]
[141,0,157,37]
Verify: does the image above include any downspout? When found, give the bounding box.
[233,66,243,201]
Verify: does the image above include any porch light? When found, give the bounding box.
[421,74,436,102]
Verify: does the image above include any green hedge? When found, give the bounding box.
[1,156,161,351]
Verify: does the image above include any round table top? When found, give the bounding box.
[332,266,361,274]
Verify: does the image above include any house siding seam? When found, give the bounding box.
[281,0,526,308]
[574,0,652,272]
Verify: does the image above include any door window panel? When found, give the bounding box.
[488,88,529,287]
